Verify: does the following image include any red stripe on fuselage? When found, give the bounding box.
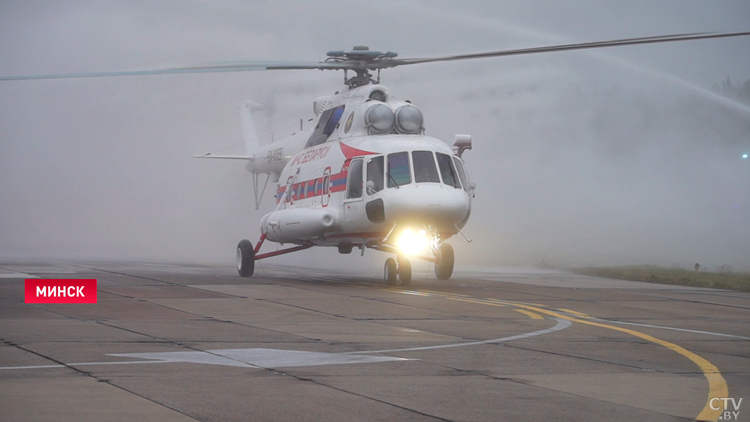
[275,170,348,203]
[339,142,377,159]
[275,143,377,205]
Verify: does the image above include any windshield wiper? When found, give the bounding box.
[387,172,400,189]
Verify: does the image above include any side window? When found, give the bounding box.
[323,175,330,194]
[346,158,364,199]
[453,157,470,192]
[387,152,411,188]
[436,153,461,188]
[306,105,345,148]
[366,156,384,194]
[284,176,294,202]
[413,151,440,183]
[313,178,321,196]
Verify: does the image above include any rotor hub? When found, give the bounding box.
[325,46,399,88]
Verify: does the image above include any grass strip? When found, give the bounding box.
[573,266,750,292]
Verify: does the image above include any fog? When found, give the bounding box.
[1,1,749,272]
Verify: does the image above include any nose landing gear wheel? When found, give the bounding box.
[398,257,412,286]
[237,239,255,277]
[434,243,454,280]
[384,258,398,285]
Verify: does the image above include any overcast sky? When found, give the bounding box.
[1,0,749,271]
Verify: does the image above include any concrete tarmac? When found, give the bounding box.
[1,261,748,421]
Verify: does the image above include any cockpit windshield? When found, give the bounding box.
[413,151,440,183]
[367,156,384,194]
[387,152,411,188]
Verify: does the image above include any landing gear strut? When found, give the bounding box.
[236,234,313,277]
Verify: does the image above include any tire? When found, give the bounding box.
[398,257,412,286]
[384,258,398,286]
[434,243,454,280]
[237,239,255,277]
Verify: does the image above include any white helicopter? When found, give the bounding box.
[3,31,749,285]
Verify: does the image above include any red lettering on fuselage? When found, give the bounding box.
[290,144,332,167]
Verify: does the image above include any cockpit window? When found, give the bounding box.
[346,158,364,199]
[323,106,345,136]
[305,105,345,148]
[413,151,440,183]
[436,153,461,188]
[387,152,411,188]
[453,156,469,192]
[366,156,384,194]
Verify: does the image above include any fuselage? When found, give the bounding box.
[252,84,474,250]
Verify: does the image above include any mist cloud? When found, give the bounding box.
[1,0,748,271]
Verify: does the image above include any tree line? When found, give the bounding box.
[712,77,750,104]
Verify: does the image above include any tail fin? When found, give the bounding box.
[241,102,265,155]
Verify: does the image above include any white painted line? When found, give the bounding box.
[68,360,176,367]
[0,273,38,278]
[0,318,571,371]
[592,319,750,340]
[348,317,572,354]
[0,360,172,371]
[0,364,64,370]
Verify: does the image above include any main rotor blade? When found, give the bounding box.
[394,31,750,66]
[0,60,345,81]
[2,31,749,81]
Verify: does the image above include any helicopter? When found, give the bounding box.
[3,31,749,285]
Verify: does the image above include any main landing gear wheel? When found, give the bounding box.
[384,258,398,286]
[398,257,412,286]
[434,243,454,280]
[237,239,255,277]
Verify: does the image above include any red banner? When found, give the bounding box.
[25,279,97,304]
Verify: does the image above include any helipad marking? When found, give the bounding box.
[0,348,408,371]
[111,348,410,368]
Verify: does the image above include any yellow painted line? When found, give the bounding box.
[441,296,726,422]
[513,309,543,319]
[380,285,725,422]
[416,288,471,297]
[445,296,503,307]
[558,308,592,318]
[376,283,726,419]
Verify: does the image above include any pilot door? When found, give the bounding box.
[343,158,365,224]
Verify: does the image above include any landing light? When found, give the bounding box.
[743,154,748,159]
[397,229,429,256]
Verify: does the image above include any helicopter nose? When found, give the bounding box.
[378,184,470,230]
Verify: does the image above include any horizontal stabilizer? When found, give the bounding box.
[193,154,252,160]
